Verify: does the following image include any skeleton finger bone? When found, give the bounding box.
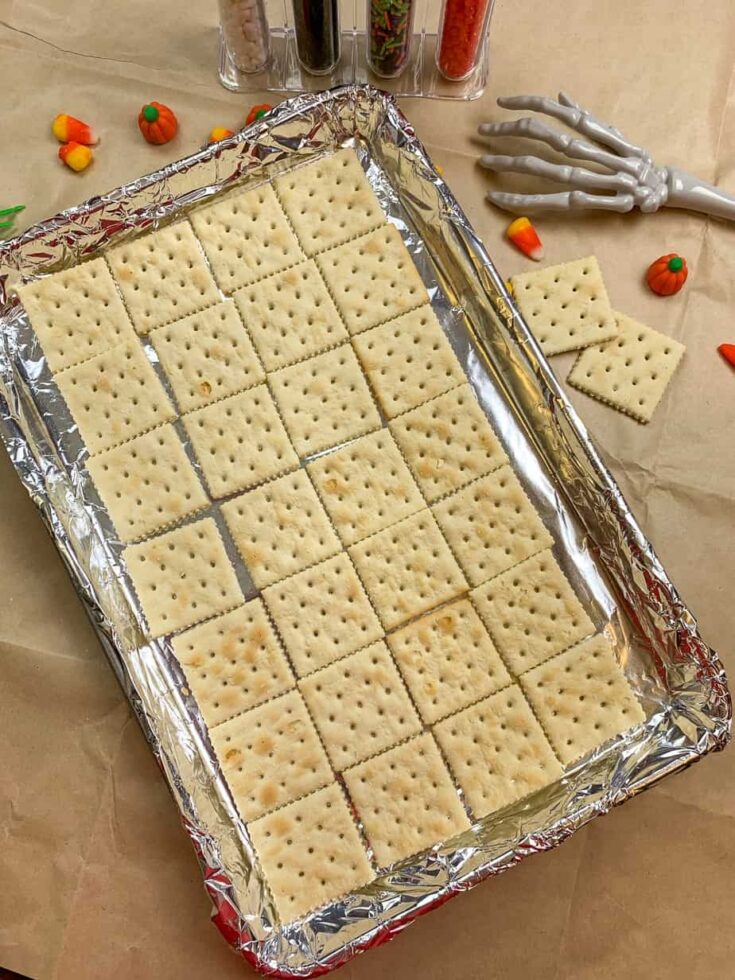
[497,93,650,162]
[479,153,639,194]
[556,91,583,111]
[486,189,636,214]
[478,118,647,179]
[557,92,636,150]
[557,90,651,162]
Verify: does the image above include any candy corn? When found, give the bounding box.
[506,217,544,261]
[52,114,97,146]
[208,127,235,143]
[718,343,735,370]
[59,142,93,172]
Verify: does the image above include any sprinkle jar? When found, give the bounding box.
[292,0,341,75]
[436,0,494,81]
[367,0,417,79]
[218,0,270,74]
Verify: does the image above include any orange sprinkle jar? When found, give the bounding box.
[436,0,495,81]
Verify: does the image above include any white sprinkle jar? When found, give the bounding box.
[218,0,270,74]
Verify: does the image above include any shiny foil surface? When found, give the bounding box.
[0,87,730,977]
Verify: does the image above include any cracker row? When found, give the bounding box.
[273,147,385,256]
[248,782,373,921]
[432,465,553,587]
[315,222,429,336]
[387,598,511,725]
[107,221,220,335]
[298,640,422,770]
[123,516,243,637]
[433,684,562,819]
[306,428,425,547]
[471,548,595,676]
[520,633,645,765]
[171,599,294,729]
[149,300,265,413]
[86,423,208,544]
[209,689,333,823]
[263,552,383,678]
[17,257,134,373]
[221,469,341,590]
[183,385,299,499]
[55,338,176,455]
[343,733,470,868]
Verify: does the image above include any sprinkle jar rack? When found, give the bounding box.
[218,0,494,100]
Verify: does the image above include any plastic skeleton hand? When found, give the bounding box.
[478,92,735,221]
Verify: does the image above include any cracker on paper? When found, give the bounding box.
[510,256,618,356]
[298,641,421,770]
[249,783,373,921]
[432,465,553,587]
[434,685,562,818]
[107,222,219,335]
[471,549,594,676]
[387,598,510,724]
[349,509,468,631]
[17,258,134,373]
[221,469,340,589]
[352,305,464,419]
[86,423,208,544]
[307,429,424,547]
[263,553,383,678]
[567,311,685,423]
[270,345,381,458]
[150,300,264,412]
[55,339,175,455]
[274,148,384,256]
[190,182,304,293]
[124,517,243,637]
[210,690,333,822]
[389,384,507,503]
[232,260,347,371]
[520,633,645,765]
[343,734,470,867]
[171,600,294,728]
[183,386,299,499]
[315,223,429,336]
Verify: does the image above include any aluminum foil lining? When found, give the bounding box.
[0,86,730,977]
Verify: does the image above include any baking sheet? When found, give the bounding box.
[0,85,730,977]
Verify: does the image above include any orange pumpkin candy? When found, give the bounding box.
[138,102,178,145]
[245,103,272,125]
[646,253,688,296]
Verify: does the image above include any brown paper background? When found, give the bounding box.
[1,0,733,976]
